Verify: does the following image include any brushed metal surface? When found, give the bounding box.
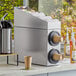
[0,30,2,53]
[14,8,61,66]
[14,27,47,65]
[2,29,12,53]
[14,8,47,29]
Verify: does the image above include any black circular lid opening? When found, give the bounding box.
[48,49,60,64]
[48,31,60,46]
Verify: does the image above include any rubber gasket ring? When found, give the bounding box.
[48,49,60,64]
[48,31,60,46]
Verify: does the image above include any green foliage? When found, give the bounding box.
[29,0,38,11]
[0,0,23,23]
[0,0,23,39]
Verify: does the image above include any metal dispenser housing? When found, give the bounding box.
[14,8,61,66]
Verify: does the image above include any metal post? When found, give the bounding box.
[23,0,29,7]
[7,56,9,64]
[17,54,19,66]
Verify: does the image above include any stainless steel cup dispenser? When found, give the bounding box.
[0,13,13,54]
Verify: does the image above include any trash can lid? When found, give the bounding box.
[0,20,13,29]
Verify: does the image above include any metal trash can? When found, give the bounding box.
[0,13,13,54]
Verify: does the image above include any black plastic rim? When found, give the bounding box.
[48,49,60,64]
[48,31,60,46]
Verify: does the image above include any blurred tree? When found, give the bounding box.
[0,0,23,39]
[29,0,38,11]
[0,0,23,22]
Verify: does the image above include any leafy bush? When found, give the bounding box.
[29,0,38,11]
[0,0,23,39]
[0,0,23,22]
